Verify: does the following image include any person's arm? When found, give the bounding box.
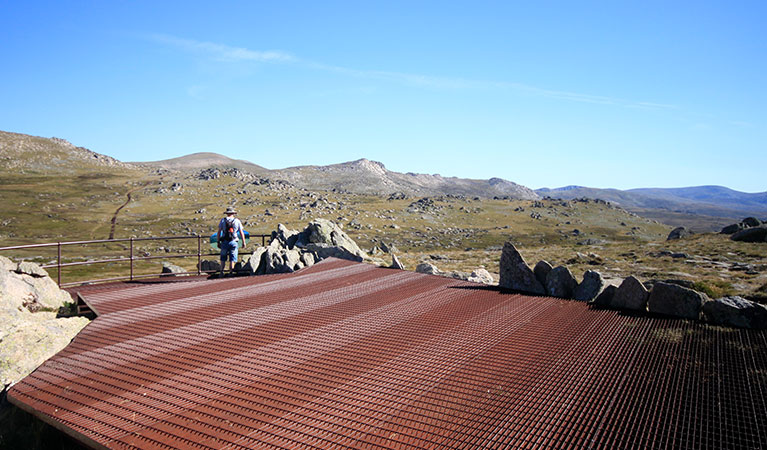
[217,219,223,247]
[239,220,246,243]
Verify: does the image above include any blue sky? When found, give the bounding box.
[1,1,765,191]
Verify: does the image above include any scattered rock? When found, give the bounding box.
[611,276,649,311]
[416,263,442,275]
[499,242,545,295]
[390,254,405,270]
[533,261,552,288]
[574,270,605,302]
[667,227,693,241]
[197,259,221,273]
[161,262,187,277]
[720,223,745,235]
[742,217,762,228]
[648,282,708,320]
[467,269,494,285]
[577,238,606,246]
[730,226,767,243]
[703,296,767,329]
[546,266,578,298]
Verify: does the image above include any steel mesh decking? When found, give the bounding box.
[9,258,767,449]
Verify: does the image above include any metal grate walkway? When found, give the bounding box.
[9,258,767,449]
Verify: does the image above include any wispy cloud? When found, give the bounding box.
[148,33,294,62]
[148,33,676,110]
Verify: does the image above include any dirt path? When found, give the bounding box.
[108,183,151,240]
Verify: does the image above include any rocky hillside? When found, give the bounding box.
[271,158,539,199]
[0,131,132,174]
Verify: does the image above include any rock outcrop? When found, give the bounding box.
[648,282,708,320]
[233,219,368,276]
[499,242,545,295]
[0,256,89,392]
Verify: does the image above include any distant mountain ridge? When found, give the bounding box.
[137,152,268,174]
[537,185,767,220]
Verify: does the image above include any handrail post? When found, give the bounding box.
[57,242,62,286]
[197,236,202,276]
[129,238,134,281]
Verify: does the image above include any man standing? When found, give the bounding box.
[217,206,246,276]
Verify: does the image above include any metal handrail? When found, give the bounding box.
[0,234,270,287]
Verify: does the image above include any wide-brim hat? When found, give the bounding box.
[224,207,237,215]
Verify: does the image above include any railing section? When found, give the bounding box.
[0,234,270,287]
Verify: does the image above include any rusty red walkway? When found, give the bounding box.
[9,258,767,449]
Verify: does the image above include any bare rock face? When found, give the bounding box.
[648,282,708,320]
[533,261,552,288]
[499,242,545,295]
[574,270,605,302]
[703,296,767,329]
[611,276,649,311]
[545,266,577,298]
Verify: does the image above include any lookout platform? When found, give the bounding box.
[9,258,767,449]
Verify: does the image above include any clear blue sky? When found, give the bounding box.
[2,1,765,192]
